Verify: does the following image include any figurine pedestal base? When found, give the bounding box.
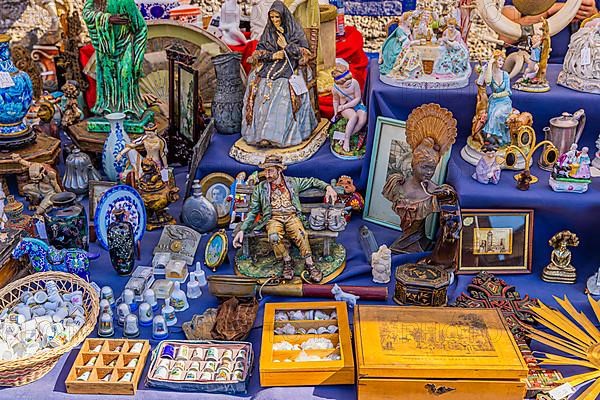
[229,118,329,166]
[549,177,590,193]
[557,70,600,95]
[542,265,576,284]
[234,236,346,284]
[66,112,169,154]
[586,273,600,296]
[461,140,528,170]
[86,110,155,134]
[512,79,551,93]
[380,73,470,90]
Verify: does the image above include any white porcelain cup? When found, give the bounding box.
[52,307,69,322]
[33,291,48,304]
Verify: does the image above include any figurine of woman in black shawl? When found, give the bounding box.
[242,1,317,148]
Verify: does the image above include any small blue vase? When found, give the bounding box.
[102,112,131,181]
[0,34,35,148]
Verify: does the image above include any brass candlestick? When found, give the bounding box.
[505,125,558,185]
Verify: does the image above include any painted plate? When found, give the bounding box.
[205,229,228,271]
[94,185,147,250]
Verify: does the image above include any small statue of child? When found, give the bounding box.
[331,58,367,153]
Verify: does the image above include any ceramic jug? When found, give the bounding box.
[102,112,131,181]
[539,110,586,171]
[44,192,89,250]
[211,53,244,134]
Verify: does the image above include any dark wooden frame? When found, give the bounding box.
[166,43,201,165]
[88,180,116,243]
[457,209,534,274]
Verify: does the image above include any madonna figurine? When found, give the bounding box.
[472,143,501,184]
[482,50,512,147]
[382,104,457,254]
[242,1,316,148]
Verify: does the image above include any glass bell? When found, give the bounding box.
[170,282,189,312]
[186,274,202,299]
[116,303,130,327]
[162,298,177,326]
[192,262,207,287]
[143,288,159,312]
[152,315,169,340]
[122,288,138,312]
[97,311,114,337]
[138,302,153,326]
[123,313,140,338]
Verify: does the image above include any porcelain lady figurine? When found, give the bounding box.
[242,1,316,148]
[558,14,600,94]
[482,50,513,147]
[542,231,579,284]
[433,18,470,79]
[382,104,457,253]
[472,143,501,184]
[117,122,168,183]
[331,59,367,153]
[379,15,411,75]
[550,144,592,193]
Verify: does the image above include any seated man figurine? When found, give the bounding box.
[232,154,338,282]
[11,154,62,215]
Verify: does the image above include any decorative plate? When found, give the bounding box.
[199,172,235,227]
[205,229,228,272]
[94,185,147,250]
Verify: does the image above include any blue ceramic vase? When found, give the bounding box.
[0,34,34,147]
[102,112,131,181]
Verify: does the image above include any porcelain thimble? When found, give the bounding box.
[143,289,159,312]
[138,302,153,327]
[116,303,130,326]
[123,314,140,338]
[100,286,115,307]
[122,289,138,312]
[99,299,113,316]
[33,290,48,304]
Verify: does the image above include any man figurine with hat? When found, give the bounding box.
[233,154,338,282]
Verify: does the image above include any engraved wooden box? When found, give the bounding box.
[65,339,150,395]
[260,301,354,387]
[393,263,450,307]
[354,306,528,400]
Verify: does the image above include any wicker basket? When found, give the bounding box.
[0,272,99,386]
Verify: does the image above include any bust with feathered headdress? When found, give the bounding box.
[382,103,457,253]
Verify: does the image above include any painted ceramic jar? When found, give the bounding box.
[211,53,244,134]
[107,208,135,275]
[180,180,218,233]
[138,0,180,19]
[44,192,89,250]
[63,147,102,196]
[4,195,35,236]
[102,112,131,181]
[0,34,35,147]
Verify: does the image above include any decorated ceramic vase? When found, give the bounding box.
[107,208,135,275]
[138,0,179,19]
[44,191,89,250]
[63,147,102,196]
[180,180,218,233]
[211,53,244,134]
[102,112,131,181]
[0,34,35,149]
[4,195,35,236]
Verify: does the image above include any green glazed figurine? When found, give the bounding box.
[83,0,147,119]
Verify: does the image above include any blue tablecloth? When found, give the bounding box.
[3,61,600,399]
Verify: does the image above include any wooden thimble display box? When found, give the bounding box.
[65,339,150,395]
[353,306,528,400]
[260,301,354,387]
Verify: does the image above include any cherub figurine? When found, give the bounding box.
[331,59,367,153]
[472,143,501,184]
[11,154,62,214]
[513,19,552,93]
[542,231,579,284]
[382,104,457,253]
[60,81,83,127]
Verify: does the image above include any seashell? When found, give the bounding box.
[317,327,329,334]
[304,310,314,320]
[296,327,307,334]
[327,325,338,334]
[301,337,334,350]
[274,311,289,321]
[288,310,304,320]
[314,310,329,320]
[272,341,295,351]
[307,328,317,335]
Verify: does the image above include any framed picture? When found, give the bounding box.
[89,180,117,221]
[184,119,215,199]
[458,209,534,274]
[199,172,235,227]
[364,116,452,232]
[205,229,228,272]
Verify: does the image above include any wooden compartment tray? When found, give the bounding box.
[65,339,150,395]
[260,301,354,387]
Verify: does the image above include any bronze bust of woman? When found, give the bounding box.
[382,104,457,253]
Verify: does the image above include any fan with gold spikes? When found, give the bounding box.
[528,295,600,399]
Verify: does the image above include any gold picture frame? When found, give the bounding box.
[205,229,228,272]
[199,172,235,227]
[458,209,533,274]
